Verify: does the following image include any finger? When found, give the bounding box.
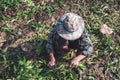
[48,63,55,68]
[47,64,51,68]
[47,63,50,67]
[69,63,72,68]
[69,63,74,68]
[52,65,56,68]
[71,63,77,68]
[74,64,77,68]
[50,64,56,69]
[48,65,53,68]
[71,64,76,68]
[74,63,78,68]
[65,63,69,68]
[47,63,52,68]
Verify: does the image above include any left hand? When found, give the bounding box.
[69,54,86,68]
[69,58,79,68]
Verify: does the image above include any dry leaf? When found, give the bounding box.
[51,16,56,22]
[0,32,7,47]
[45,0,50,5]
[46,16,56,26]
[100,24,113,35]
[45,0,50,3]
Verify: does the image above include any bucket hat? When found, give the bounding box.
[56,13,85,40]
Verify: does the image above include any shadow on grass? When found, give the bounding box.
[0,39,51,79]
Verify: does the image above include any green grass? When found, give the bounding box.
[0,0,120,80]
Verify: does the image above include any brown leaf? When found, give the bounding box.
[45,0,50,4]
[82,72,87,80]
[51,16,56,22]
[100,24,113,36]
[46,16,56,26]
[0,32,7,47]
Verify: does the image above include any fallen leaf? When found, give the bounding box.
[82,72,87,80]
[45,0,50,4]
[100,24,113,36]
[51,16,56,22]
[45,0,50,3]
[46,16,56,26]
[0,32,7,47]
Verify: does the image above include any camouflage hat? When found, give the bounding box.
[56,13,85,40]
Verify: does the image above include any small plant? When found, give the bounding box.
[0,0,21,11]
[0,0,119,79]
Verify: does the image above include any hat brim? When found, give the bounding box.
[56,22,85,40]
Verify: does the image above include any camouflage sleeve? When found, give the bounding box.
[78,29,93,57]
[46,28,56,54]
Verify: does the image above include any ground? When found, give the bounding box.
[0,0,120,80]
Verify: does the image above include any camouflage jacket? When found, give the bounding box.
[46,27,93,57]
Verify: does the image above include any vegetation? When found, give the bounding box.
[0,0,120,80]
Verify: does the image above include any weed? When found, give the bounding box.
[0,0,120,79]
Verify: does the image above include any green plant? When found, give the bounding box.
[0,0,120,79]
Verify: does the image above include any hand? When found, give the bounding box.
[48,53,56,68]
[69,54,86,68]
[47,60,56,68]
[69,58,79,68]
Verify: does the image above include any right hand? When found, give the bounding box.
[47,60,56,68]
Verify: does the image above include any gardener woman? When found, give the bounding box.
[46,13,93,68]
